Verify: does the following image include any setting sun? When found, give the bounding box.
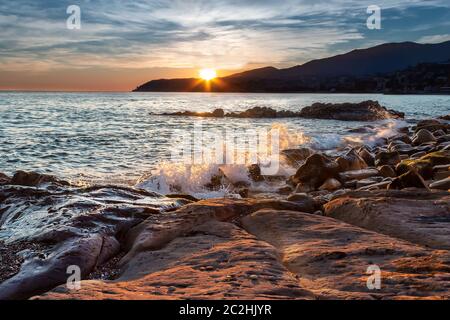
[199,68,217,81]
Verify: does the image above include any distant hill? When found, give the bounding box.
[133,41,450,93]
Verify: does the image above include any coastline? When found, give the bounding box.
[1,104,450,300]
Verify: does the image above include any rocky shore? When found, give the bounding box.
[154,100,405,121]
[1,110,450,300]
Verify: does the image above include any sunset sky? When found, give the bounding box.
[1,0,449,91]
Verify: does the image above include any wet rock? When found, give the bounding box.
[290,154,339,189]
[212,108,225,117]
[429,177,450,190]
[294,183,314,193]
[378,165,396,178]
[396,151,450,179]
[410,151,427,159]
[298,100,404,121]
[319,178,342,191]
[375,151,401,167]
[357,147,375,166]
[433,165,450,180]
[388,134,412,145]
[357,180,391,191]
[412,129,436,146]
[277,186,293,195]
[388,170,428,190]
[10,171,69,187]
[0,184,178,300]
[337,149,368,171]
[286,193,316,212]
[338,168,379,182]
[248,164,264,182]
[324,189,450,250]
[281,148,314,166]
[415,119,449,133]
[439,114,450,121]
[0,172,11,185]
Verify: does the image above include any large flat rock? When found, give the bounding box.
[241,209,450,299]
[324,190,450,250]
[35,220,314,300]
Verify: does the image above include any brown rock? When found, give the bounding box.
[337,149,368,171]
[241,209,450,299]
[0,172,11,185]
[248,164,264,182]
[281,148,314,166]
[319,178,342,191]
[290,153,339,189]
[378,165,396,178]
[357,147,375,166]
[429,177,450,190]
[412,129,436,146]
[36,220,315,300]
[375,151,401,167]
[338,168,379,182]
[324,190,450,250]
[10,171,69,187]
[388,170,428,190]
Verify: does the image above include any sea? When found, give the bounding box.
[1,91,449,196]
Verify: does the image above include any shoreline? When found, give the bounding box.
[1,109,450,300]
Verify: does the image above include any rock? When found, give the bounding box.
[10,171,69,187]
[378,165,396,178]
[286,193,316,212]
[357,180,391,191]
[415,119,449,133]
[388,170,428,190]
[388,134,412,145]
[277,186,293,195]
[248,164,264,182]
[281,148,314,166]
[412,129,436,146]
[289,154,339,189]
[439,114,450,121]
[375,151,401,167]
[356,178,381,189]
[298,100,404,121]
[338,168,379,182]
[434,130,447,137]
[429,177,450,190]
[294,183,314,193]
[396,151,450,179]
[319,178,342,191]
[357,147,375,166]
[0,172,11,185]
[212,108,225,117]
[36,220,315,300]
[241,209,450,299]
[337,149,368,171]
[324,190,450,250]
[410,151,427,159]
[437,134,450,144]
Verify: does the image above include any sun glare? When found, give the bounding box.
[199,68,217,81]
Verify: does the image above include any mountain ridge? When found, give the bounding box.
[134,41,450,93]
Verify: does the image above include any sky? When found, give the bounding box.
[0,0,449,91]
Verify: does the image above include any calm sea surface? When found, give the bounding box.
[1,92,449,184]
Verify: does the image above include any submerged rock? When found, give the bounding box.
[0,172,11,185]
[298,100,404,121]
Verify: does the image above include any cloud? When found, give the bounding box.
[418,34,450,43]
[0,0,449,89]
